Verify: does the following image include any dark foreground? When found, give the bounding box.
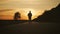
[0,20,60,34]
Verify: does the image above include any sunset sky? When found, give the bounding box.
[0,0,60,20]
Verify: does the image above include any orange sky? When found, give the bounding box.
[0,8,44,20]
[0,0,60,20]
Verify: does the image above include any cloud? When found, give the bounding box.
[0,9,13,12]
[0,0,7,1]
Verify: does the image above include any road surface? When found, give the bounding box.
[0,22,60,34]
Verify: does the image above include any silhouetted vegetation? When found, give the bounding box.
[33,4,60,22]
[14,12,21,20]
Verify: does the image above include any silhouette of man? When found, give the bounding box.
[28,11,32,21]
[14,12,21,20]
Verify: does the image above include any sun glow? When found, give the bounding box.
[11,8,40,20]
[22,8,39,20]
[23,9,36,15]
[11,8,43,20]
[0,8,44,20]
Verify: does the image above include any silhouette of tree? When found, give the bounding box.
[14,12,21,20]
[33,3,60,22]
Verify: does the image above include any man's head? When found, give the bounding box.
[29,11,31,13]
